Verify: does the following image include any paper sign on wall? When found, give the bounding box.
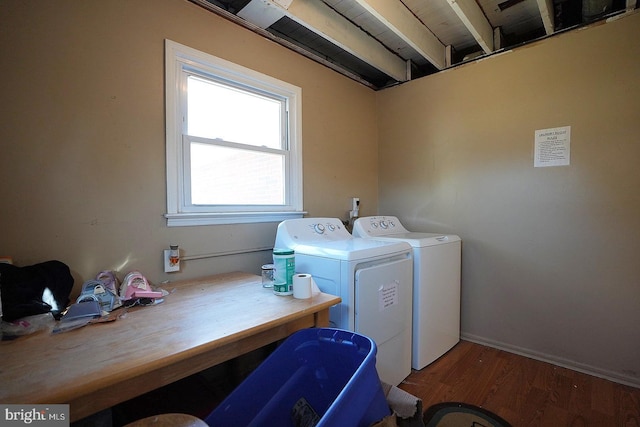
[378,281,399,311]
[534,126,571,167]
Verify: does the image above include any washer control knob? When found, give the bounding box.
[313,223,325,234]
[380,220,388,229]
[327,223,336,232]
[371,221,379,228]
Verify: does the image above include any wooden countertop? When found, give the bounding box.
[0,272,340,421]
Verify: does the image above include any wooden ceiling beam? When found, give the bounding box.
[445,0,494,53]
[536,0,556,35]
[352,0,447,70]
[239,0,409,81]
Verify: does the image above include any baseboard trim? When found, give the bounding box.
[461,333,640,389]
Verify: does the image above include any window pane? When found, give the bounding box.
[190,142,285,205]
[187,75,283,149]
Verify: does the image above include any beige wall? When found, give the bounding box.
[376,12,640,386]
[2,0,639,388]
[0,1,378,289]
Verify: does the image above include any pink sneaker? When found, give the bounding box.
[119,271,163,301]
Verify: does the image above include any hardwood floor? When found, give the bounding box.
[398,340,640,427]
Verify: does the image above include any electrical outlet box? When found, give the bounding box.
[163,249,180,272]
[350,197,360,219]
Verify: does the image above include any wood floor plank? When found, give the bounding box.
[399,340,640,427]
[591,376,615,416]
[616,388,640,426]
[538,404,569,426]
[568,371,592,416]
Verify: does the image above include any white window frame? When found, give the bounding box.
[164,39,304,226]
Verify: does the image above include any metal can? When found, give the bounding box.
[272,248,295,295]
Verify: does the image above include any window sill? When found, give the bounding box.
[164,211,306,227]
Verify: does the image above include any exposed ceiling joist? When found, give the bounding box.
[239,0,409,82]
[445,0,495,53]
[192,0,379,88]
[536,0,555,35]
[493,27,503,49]
[352,0,447,70]
[194,0,635,89]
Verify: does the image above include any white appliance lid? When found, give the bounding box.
[284,238,411,260]
[353,216,461,247]
[275,217,411,260]
[362,232,461,247]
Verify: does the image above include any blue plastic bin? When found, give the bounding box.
[205,328,391,427]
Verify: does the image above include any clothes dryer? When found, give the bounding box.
[353,216,461,370]
[275,217,413,385]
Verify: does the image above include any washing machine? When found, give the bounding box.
[353,216,461,370]
[275,217,413,385]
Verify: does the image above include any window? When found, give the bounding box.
[165,40,303,226]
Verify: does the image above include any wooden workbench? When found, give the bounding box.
[0,272,340,422]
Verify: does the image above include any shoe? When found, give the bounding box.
[119,271,163,301]
[96,271,122,309]
[77,279,117,312]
